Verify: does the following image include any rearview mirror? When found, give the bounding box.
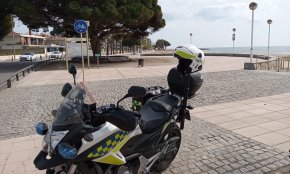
[127,86,146,98]
[69,64,77,76]
[61,83,72,97]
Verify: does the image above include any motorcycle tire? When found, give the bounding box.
[152,123,181,172]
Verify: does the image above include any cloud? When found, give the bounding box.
[195,3,248,22]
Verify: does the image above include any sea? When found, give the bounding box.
[204,46,290,55]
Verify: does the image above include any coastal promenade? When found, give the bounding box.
[13,56,249,87]
[0,56,290,173]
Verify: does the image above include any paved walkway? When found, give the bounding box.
[194,93,290,153]
[1,56,290,173]
[1,93,290,174]
[14,56,248,87]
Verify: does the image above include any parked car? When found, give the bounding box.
[49,51,63,59]
[19,53,37,61]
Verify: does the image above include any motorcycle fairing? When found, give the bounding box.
[87,130,129,158]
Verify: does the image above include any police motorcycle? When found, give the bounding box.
[34,45,204,174]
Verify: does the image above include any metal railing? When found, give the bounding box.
[0,59,60,89]
[256,56,290,72]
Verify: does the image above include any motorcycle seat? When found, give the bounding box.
[148,95,179,113]
[139,95,179,134]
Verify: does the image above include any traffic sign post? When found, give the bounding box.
[86,21,90,69]
[74,20,88,83]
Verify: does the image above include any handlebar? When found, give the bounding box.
[95,104,117,115]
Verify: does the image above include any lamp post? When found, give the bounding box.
[232,28,236,54]
[190,33,192,44]
[11,15,16,61]
[267,19,273,70]
[249,2,258,64]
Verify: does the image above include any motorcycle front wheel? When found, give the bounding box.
[152,123,181,172]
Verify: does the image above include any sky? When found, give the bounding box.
[14,0,290,48]
[149,0,290,48]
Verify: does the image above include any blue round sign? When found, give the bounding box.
[74,20,88,33]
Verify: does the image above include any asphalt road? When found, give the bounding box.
[0,61,40,83]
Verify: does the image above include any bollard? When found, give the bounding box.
[7,79,11,88]
[138,58,144,67]
[277,58,280,72]
[287,58,290,71]
[22,71,25,77]
[16,74,19,81]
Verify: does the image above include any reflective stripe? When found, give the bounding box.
[176,50,196,59]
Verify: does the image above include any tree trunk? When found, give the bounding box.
[110,40,113,55]
[106,40,109,56]
[89,24,102,59]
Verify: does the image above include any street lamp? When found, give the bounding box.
[11,15,16,61]
[190,33,192,44]
[232,28,236,54]
[249,2,258,64]
[267,19,273,70]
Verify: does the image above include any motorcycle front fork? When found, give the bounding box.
[67,164,77,174]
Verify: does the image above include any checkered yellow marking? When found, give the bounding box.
[132,98,142,111]
[88,131,129,158]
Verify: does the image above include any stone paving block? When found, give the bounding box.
[276,128,290,137]
[204,116,234,124]
[207,170,218,174]
[274,141,290,152]
[277,118,290,126]
[6,150,30,164]
[252,132,290,146]
[2,162,25,174]
[215,108,240,115]
[257,121,290,131]
[0,153,8,167]
[193,111,222,119]
[225,111,254,120]
[205,104,228,110]
[215,167,226,174]
[191,168,202,174]
[261,166,271,173]
[261,104,289,112]
[279,104,290,109]
[0,165,3,174]
[262,112,289,121]
[279,109,290,115]
[220,102,244,108]
[0,142,12,155]
[246,108,273,115]
[231,105,257,111]
[241,116,272,125]
[11,140,34,152]
[218,120,251,130]
[249,102,271,108]
[234,126,270,138]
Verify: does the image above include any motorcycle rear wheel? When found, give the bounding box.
[152,123,181,172]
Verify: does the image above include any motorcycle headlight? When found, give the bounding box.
[58,143,77,159]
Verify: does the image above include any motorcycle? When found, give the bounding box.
[34,63,203,174]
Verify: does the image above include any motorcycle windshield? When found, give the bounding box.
[53,85,86,126]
